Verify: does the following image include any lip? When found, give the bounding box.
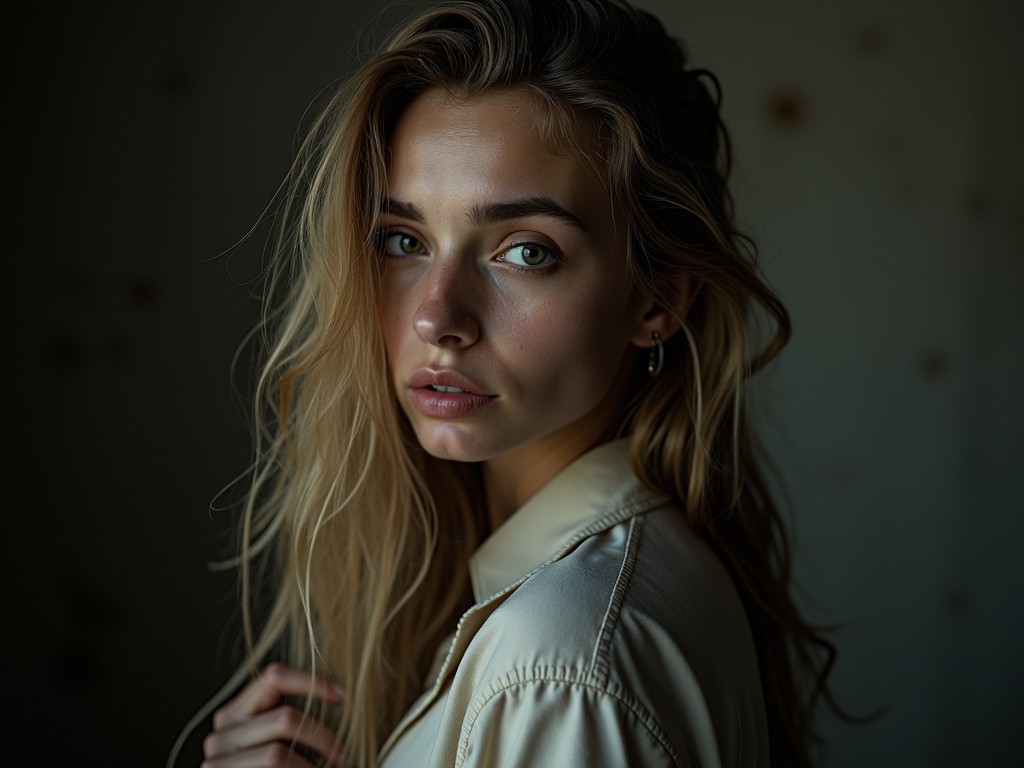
[407,367,496,419]
[408,367,491,395]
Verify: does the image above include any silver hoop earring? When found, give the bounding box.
[648,331,664,377]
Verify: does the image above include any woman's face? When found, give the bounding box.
[377,88,652,470]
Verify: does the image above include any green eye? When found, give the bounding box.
[384,233,426,257]
[504,243,555,268]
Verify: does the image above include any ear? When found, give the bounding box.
[630,304,679,348]
[629,279,702,348]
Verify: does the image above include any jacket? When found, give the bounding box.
[380,438,768,767]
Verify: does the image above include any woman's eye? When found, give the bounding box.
[383,233,426,257]
[503,243,556,268]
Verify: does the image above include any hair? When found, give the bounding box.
[172,1,842,766]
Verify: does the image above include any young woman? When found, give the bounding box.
[178,0,839,765]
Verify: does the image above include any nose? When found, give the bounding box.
[412,258,481,349]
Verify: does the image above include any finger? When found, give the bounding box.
[214,663,344,729]
[204,705,344,765]
[200,740,318,767]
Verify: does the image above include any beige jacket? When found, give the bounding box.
[380,439,768,767]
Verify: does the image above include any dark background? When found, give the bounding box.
[9,2,1023,766]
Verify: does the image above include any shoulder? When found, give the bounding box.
[480,502,756,676]
[462,504,767,766]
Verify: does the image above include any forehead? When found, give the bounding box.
[385,88,603,200]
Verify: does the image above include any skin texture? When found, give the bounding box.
[377,88,674,527]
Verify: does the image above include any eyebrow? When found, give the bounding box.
[469,197,589,233]
[382,197,425,222]
[381,195,589,233]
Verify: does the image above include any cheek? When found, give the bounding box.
[497,292,633,395]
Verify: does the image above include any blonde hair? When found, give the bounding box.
[173,1,840,766]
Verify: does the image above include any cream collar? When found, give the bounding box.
[468,438,671,602]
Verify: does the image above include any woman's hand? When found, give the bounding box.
[201,662,345,767]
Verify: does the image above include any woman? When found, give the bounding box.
[178,0,838,765]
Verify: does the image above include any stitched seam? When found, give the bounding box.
[588,515,642,686]
[457,673,680,767]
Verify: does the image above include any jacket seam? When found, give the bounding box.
[457,673,680,767]
[588,515,643,686]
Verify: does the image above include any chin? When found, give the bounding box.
[415,426,492,464]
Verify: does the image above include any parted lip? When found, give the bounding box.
[408,367,492,396]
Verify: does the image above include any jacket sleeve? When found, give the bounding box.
[456,677,696,768]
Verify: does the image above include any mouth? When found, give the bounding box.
[408,368,491,396]
[408,368,496,419]
[428,384,466,393]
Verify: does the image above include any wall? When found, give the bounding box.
[640,2,1023,765]
[11,1,1022,765]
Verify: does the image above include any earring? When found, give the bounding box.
[647,330,664,377]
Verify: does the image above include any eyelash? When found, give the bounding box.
[377,231,426,258]
[375,230,565,274]
[500,240,564,274]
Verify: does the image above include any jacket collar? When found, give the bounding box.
[468,438,669,602]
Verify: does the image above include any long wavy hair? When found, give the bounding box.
[172,1,840,766]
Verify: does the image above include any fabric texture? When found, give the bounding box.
[379,439,768,767]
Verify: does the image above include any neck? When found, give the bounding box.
[482,400,628,532]
[482,435,585,531]
[480,348,640,531]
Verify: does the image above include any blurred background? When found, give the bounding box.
[10,1,1022,765]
